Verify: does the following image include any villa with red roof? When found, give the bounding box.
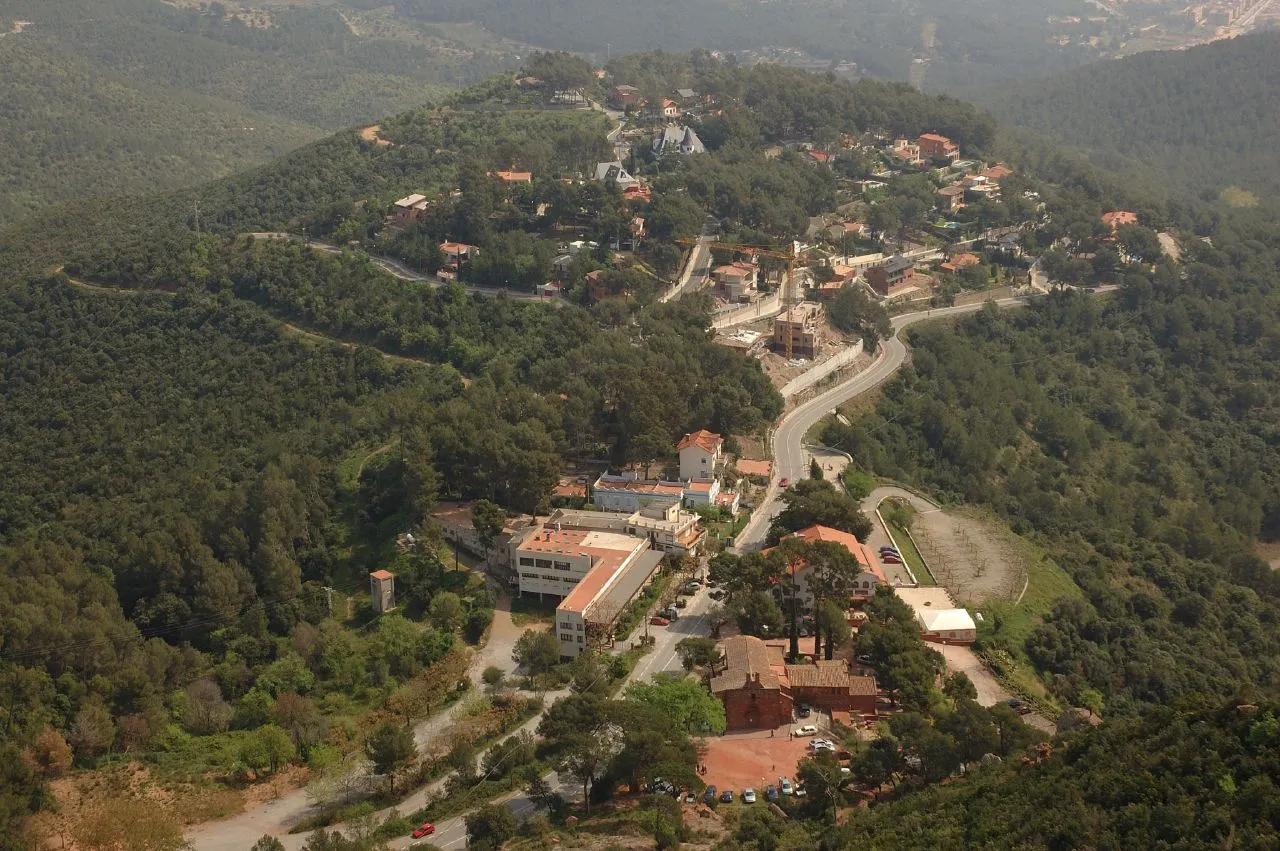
[780,524,888,601]
[918,132,959,161]
[1102,210,1138,232]
[677,428,724,482]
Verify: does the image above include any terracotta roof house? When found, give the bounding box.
[712,636,878,729]
[918,132,959,160]
[937,183,966,212]
[980,164,1013,182]
[493,170,532,183]
[712,260,759,301]
[783,524,887,599]
[1102,211,1138,232]
[711,636,792,730]
[940,252,981,273]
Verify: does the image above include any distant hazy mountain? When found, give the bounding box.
[972,31,1280,208]
[0,0,521,222]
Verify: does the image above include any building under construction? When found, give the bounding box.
[772,302,824,359]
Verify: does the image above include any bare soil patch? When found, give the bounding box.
[1257,541,1280,571]
[358,125,393,147]
[910,505,1030,604]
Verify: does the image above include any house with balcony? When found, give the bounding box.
[864,255,915,298]
[712,261,758,301]
[918,132,959,161]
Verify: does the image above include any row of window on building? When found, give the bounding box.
[560,633,586,643]
[520,572,577,583]
[518,557,573,571]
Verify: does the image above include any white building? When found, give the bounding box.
[894,587,977,645]
[677,428,724,482]
[549,506,704,557]
[512,524,665,659]
[592,474,686,512]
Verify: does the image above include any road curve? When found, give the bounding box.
[734,295,1031,552]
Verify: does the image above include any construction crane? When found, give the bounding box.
[676,238,805,357]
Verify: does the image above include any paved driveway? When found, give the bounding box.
[934,644,1054,733]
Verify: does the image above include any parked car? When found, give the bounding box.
[779,777,793,795]
[742,788,757,804]
[840,766,851,776]
[855,653,875,665]
[765,785,779,802]
[684,792,696,803]
[720,790,734,803]
[881,554,903,564]
[684,579,702,591]
[793,725,818,736]
[779,477,791,488]
[797,702,811,717]
[1007,698,1033,715]
[879,546,899,555]
[809,739,835,752]
[649,616,670,626]
[411,823,436,839]
[663,605,679,619]
[703,785,718,804]
[793,785,807,797]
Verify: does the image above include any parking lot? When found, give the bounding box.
[700,728,814,799]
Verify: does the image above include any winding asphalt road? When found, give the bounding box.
[734,295,1033,553]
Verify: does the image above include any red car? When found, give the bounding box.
[650,616,670,626]
[411,823,436,839]
[779,477,791,488]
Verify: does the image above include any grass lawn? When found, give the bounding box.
[978,552,1081,653]
[885,518,936,586]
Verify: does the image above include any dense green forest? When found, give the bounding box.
[0,0,523,221]
[823,216,1280,711]
[829,700,1280,848]
[4,52,1280,847]
[395,0,1095,87]
[976,31,1280,209]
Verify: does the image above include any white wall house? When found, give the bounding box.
[677,429,724,482]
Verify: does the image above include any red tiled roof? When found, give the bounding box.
[919,132,954,145]
[491,170,532,182]
[676,428,723,454]
[710,636,781,693]
[1102,211,1138,230]
[370,569,395,580]
[788,524,886,583]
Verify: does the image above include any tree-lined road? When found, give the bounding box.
[734,296,1032,553]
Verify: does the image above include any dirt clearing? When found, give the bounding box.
[868,488,1029,604]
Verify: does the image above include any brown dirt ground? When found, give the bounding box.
[908,504,1029,604]
[358,125,393,147]
[1257,541,1280,571]
[699,730,813,795]
[40,761,253,848]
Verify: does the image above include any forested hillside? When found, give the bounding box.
[830,700,1280,848]
[395,0,1095,88]
[0,0,523,222]
[976,31,1280,208]
[824,214,1280,711]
